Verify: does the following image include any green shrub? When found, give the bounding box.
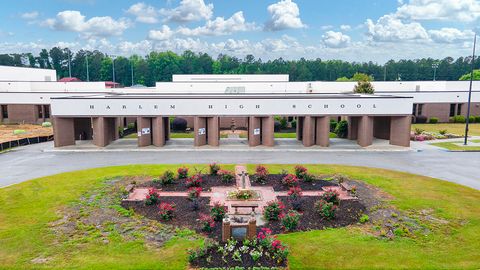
[154,170,175,185]
[469,116,476,123]
[320,189,340,205]
[127,122,135,129]
[453,115,466,123]
[428,117,439,124]
[359,214,370,223]
[314,200,338,220]
[209,163,220,175]
[279,118,288,130]
[438,129,448,135]
[334,120,348,138]
[475,116,480,123]
[41,122,52,127]
[210,202,227,221]
[263,200,285,221]
[414,128,424,135]
[302,173,315,183]
[218,170,235,184]
[294,165,307,179]
[281,210,301,232]
[291,119,297,129]
[13,129,26,135]
[330,119,338,132]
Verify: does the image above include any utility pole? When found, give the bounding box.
[131,60,134,86]
[384,66,386,81]
[432,62,439,81]
[111,55,116,87]
[464,33,477,145]
[85,54,90,82]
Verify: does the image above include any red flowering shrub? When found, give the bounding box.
[288,186,303,210]
[158,202,176,221]
[210,201,227,221]
[280,210,301,232]
[314,199,338,220]
[186,174,203,188]
[199,213,215,232]
[320,189,340,205]
[253,165,269,184]
[209,163,220,175]
[177,167,189,179]
[218,170,235,184]
[256,228,289,263]
[188,187,202,201]
[145,187,160,205]
[281,174,299,187]
[294,165,308,179]
[263,200,285,221]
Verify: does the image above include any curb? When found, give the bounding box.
[43,148,418,153]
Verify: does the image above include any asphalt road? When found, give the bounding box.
[1,141,479,190]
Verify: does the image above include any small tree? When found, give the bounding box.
[353,80,375,94]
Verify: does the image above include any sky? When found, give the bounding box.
[0,0,479,63]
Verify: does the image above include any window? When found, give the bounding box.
[38,105,43,118]
[412,104,417,115]
[1,105,7,119]
[450,104,456,117]
[457,104,463,116]
[417,104,424,116]
[44,105,50,118]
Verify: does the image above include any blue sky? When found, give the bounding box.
[0,0,478,63]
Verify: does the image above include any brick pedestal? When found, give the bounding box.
[53,117,75,147]
[137,117,152,147]
[390,115,411,147]
[357,116,374,147]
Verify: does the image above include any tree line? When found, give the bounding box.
[0,47,477,86]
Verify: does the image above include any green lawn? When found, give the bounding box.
[412,123,480,136]
[431,139,480,151]
[274,132,337,138]
[1,164,480,269]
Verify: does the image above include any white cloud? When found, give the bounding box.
[265,0,306,31]
[160,0,213,23]
[43,10,131,38]
[148,25,174,41]
[21,11,39,20]
[126,2,159,24]
[396,0,480,22]
[176,11,256,36]
[429,28,475,43]
[366,14,429,42]
[340,25,351,31]
[322,31,351,48]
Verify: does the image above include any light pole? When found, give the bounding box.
[110,55,117,87]
[432,63,439,81]
[130,60,134,86]
[67,49,72,78]
[464,33,477,145]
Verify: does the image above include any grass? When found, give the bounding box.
[1,164,480,269]
[431,139,480,151]
[124,132,337,139]
[274,132,337,138]
[412,123,480,136]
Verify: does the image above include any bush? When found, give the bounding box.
[263,200,285,221]
[334,120,348,138]
[415,115,427,123]
[452,115,466,123]
[172,117,188,132]
[281,174,299,187]
[414,128,424,135]
[187,187,202,201]
[475,116,480,123]
[127,122,135,129]
[209,163,220,175]
[177,167,189,179]
[428,117,439,124]
[145,187,160,205]
[253,165,269,184]
[218,170,235,184]
[280,210,301,232]
[439,129,448,135]
[320,189,340,205]
[294,165,307,179]
[314,200,337,220]
[359,214,370,223]
[288,186,303,210]
[302,173,315,183]
[186,174,203,188]
[199,213,215,232]
[279,118,288,130]
[330,119,338,132]
[157,170,175,185]
[13,129,26,135]
[210,202,227,221]
[158,202,176,221]
[291,119,297,129]
[41,122,52,127]
[469,116,476,123]
[274,121,281,132]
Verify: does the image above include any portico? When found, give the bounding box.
[50,93,413,148]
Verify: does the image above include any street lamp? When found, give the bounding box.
[110,55,117,87]
[464,33,477,145]
[432,63,439,81]
[85,54,90,82]
[67,49,72,78]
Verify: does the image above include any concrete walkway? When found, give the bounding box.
[1,140,480,190]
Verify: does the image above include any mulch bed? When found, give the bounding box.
[261,196,366,234]
[138,174,235,192]
[251,174,335,191]
[121,196,223,239]
[189,242,288,269]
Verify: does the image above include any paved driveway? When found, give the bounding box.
[1,141,479,190]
